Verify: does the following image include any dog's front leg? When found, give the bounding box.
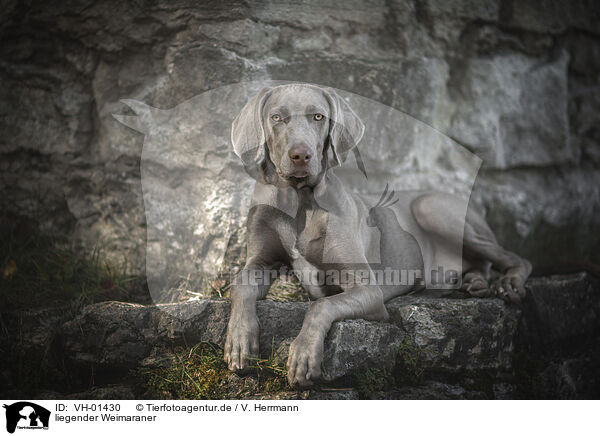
[225,264,274,372]
[287,281,388,386]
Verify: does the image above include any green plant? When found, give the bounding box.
[352,337,425,398]
[354,367,395,398]
[393,336,425,385]
[247,338,288,392]
[143,340,290,399]
[144,343,229,400]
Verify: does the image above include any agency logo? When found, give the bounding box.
[114,80,481,311]
[3,402,50,434]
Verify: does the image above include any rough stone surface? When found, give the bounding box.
[386,296,520,371]
[322,320,407,381]
[1,1,599,276]
[445,51,571,169]
[376,381,487,400]
[307,390,359,400]
[55,274,596,380]
[2,272,599,399]
[470,168,600,268]
[537,349,600,400]
[518,272,600,350]
[58,293,519,378]
[60,299,230,370]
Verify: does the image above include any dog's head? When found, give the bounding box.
[231,83,364,187]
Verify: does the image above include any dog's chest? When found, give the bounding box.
[293,203,328,262]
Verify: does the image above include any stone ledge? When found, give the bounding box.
[4,272,597,399]
[60,273,599,381]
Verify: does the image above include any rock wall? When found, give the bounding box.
[1,0,599,272]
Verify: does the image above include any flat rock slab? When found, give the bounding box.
[58,280,571,381]
[386,296,520,371]
[322,320,406,381]
[57,273,599,383]
[518,272,600,350]
[60,299,310,371]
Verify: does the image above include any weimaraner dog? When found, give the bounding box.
[226,83,532,386]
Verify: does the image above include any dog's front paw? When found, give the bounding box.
[224,311,259,372]
[287,333,324,387]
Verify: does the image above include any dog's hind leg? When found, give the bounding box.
[411,192,532,303]
[461,265,492,297]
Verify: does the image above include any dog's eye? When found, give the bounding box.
[313,113,324,121]
[271,114,281,122]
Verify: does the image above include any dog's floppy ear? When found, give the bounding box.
[323,87,365,166]
[231,86,273,166]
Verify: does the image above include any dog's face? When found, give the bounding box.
[232,83,365,188]
[262,86,330,181]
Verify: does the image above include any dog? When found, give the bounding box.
[225,83,532,386]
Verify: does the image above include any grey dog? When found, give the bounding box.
[225,83,532,387]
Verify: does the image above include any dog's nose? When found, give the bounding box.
[288,144,312,166]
